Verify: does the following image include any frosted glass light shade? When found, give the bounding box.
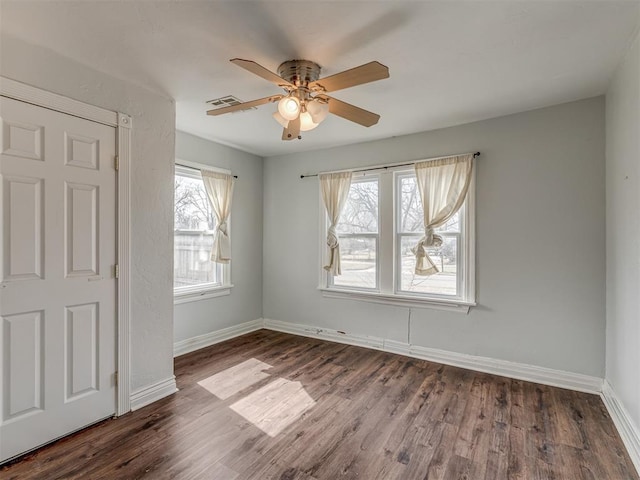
[272,111,289,128]
[306,99,329,123]
[299,112,319,131]
[278,96,300,120]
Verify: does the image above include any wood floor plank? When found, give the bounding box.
[1,330,637,480]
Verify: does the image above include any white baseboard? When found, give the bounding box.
[601,380,640,476]
[173,318,263,357]
[408,344,603,394]
[130,376,178,411]
[264,318,386,350]
[263,318,602,394]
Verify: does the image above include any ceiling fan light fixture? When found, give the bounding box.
[272,111,289,128]
[307,99,330,124]
[278,95,300,120]
[299,111,319,131]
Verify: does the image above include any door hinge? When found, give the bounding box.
[114,371,118,386]
[114,264,119,279]
[114,155,119,171]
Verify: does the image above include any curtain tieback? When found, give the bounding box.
[217,221,229,236]
[326,225,339,249]
[412,228,443,257]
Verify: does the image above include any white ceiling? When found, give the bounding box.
[1,1,639,157]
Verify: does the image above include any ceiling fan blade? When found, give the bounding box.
[323,96,381,127]
[206,96,279,116]
[230,58,293,88]
[282,116,301,141]
[309,61,389,93]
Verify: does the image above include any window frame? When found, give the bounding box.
[174,160,232,304]
[394,171,466,302]
[328,174,380,292]
[319,163,476,313]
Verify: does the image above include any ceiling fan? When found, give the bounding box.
[206,58,390,141]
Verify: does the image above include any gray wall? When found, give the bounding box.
[606,28,640,429]
[1,36,176,392]
[263,97,606,377]
[174,131,263,343]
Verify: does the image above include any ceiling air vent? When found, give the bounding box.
[206,95,256,112]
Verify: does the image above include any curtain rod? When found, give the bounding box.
[176,162,238,179]
[299,152,480,179]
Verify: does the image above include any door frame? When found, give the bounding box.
[1,76,132,415]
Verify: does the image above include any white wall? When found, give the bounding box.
[606,27,640,429]
[0,36,176,393]
[264,97,606,377]
[174,131,263,343]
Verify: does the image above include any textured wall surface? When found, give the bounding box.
[263,97,606,377]
[174,131,263,343]
[606,27,640,430]
[1,35,176,392]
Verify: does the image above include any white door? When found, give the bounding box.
[0,96,117,462]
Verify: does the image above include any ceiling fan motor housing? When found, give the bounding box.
[277,60,321,87]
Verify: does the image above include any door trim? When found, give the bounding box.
[1,76,132,416]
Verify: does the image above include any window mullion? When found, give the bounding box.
[378,172,394,294]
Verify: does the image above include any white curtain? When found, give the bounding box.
[201,170,235,264]
[320,172,353,276]
[412,153,474,275]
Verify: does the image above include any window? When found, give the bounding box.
[396,173,462,297]
[174,163,230,301]
[331,177,379,290]
[321,167,475,311]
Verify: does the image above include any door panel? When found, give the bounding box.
[65,302,99,401]
[2,175,44,280]
[0,96,117,462]
[64,132,99,170]
[1,120,43,161]
[2,310,44,421]
[65,182,99,277]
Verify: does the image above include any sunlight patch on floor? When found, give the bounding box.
[197,358,272,399]
[230,378,316,437]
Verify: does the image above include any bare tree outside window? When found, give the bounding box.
[337,181,378,234]
[175,175,216,231]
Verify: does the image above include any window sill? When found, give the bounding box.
[174,285,233,305]
[319,288,474,313]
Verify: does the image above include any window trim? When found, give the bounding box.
[319,163,476,312]
[174,159,232,302]
[174,284,233,305]
[318,287,475,313]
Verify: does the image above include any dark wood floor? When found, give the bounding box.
[2,329,638,479]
